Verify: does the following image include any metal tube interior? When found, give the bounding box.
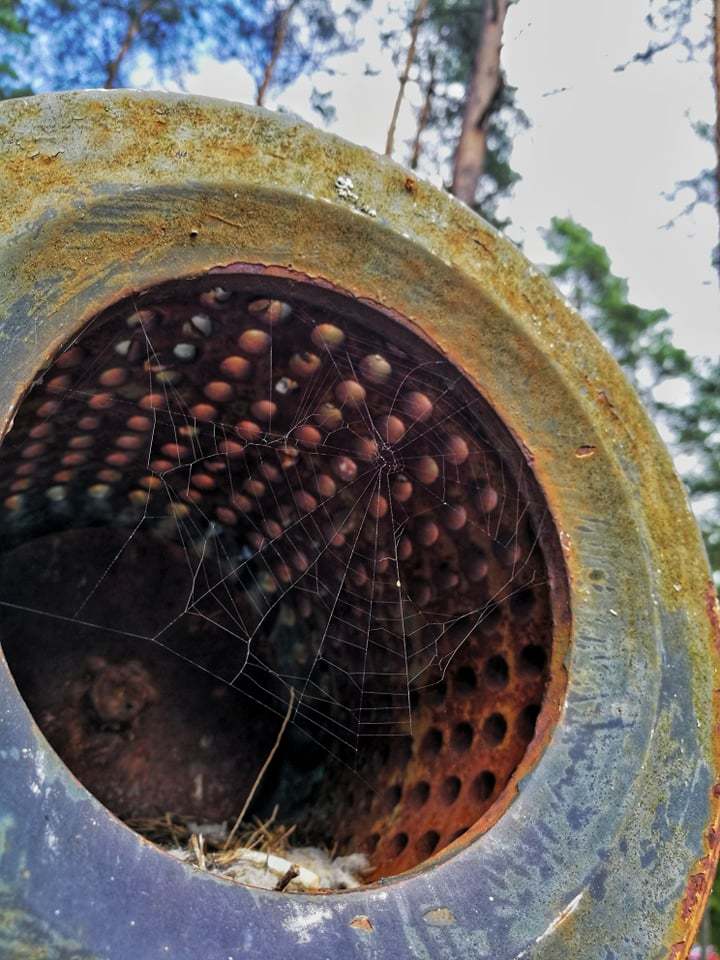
[0,272,566,883]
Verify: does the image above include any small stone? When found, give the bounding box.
[190,314,213,336]
[173,342,197,362]
[360,354,391,384]
[311,324,345,350]
[248,298,292,325]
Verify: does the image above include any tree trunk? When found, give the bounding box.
[385,0,429,157]
[104,2,149,89]
[256,0,301,107]
[410,51,436,170]
[714,0,720,283]
[451,0,508,206]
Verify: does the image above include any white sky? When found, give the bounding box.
[136,0,719,360]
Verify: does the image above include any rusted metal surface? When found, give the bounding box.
[0,89,717,959]
[0,273,562,881]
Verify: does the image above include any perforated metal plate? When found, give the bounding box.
[0,272,564,881]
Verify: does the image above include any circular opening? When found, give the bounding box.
[0,271,567,889]
[483,713,508,746]
[408,781,430,809]
[440,776,462,805]
[472,770,496,802]
[484,654,509,689]
[415,830,440,858]
[519,643,548,676]
[389,832,409,858]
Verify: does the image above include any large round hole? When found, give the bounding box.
[0,271,567,885]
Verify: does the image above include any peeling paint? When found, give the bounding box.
[535,890,584,944]
[282,904,334,944]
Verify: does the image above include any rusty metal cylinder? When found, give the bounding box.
[0,91,718,959]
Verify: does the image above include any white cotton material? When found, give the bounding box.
[166,843,369,891]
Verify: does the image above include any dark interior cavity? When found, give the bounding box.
[0,272,564,882]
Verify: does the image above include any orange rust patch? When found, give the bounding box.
[707,581,720,650]
[680,868,708,922]
[575,445,597,459]
[667,776,720,955]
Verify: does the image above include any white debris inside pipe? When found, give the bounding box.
[167,832,369,891]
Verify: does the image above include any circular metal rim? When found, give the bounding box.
[0,90,718,960]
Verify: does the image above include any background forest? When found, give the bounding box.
[1,0,719,948]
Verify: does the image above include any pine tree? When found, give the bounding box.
[4,0,370,104]
[218,0,371,108]
[0,0,31,98]
[450,0,508,206]
[386,0,526,227]
[545,217,720,575]
[385,0,429,157]
[12,0,213,90]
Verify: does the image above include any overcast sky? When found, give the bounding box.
[136,0,719,360]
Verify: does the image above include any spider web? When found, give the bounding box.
[0,278,553,773]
